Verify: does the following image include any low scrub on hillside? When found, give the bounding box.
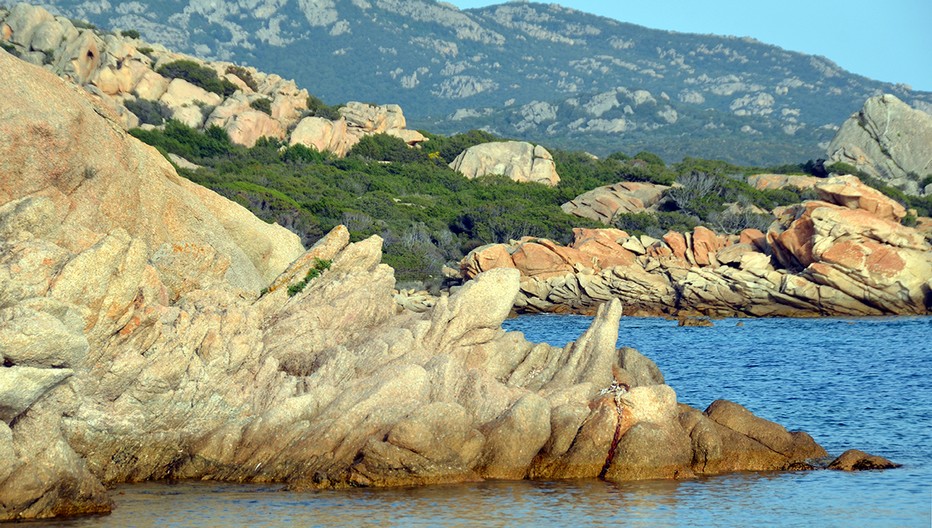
[128,121,920,284]
[157,59,238,97]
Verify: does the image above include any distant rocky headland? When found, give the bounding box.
[27,0,932,165]
[0,9,906,522]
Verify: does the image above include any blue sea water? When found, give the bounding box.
[46,316,932,527]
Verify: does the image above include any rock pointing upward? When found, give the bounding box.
[0,46,888,522]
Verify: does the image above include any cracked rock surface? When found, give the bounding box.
[0,48,880,522]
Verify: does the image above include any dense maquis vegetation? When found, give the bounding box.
[156,59,238,97]
[128,121,919,285]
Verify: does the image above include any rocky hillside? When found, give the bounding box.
[26,0,932,164]
[828,94,932,195]
[3,46,900,522]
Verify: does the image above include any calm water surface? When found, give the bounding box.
[43,316,931,527]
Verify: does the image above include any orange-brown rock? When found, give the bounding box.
[815,175,906,222]
[461,179,930,317]
[511,242,573,279]
[663,232,689,262]
[747,173,822,191]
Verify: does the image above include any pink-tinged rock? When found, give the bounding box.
[815,175,906,222]
[461,244,516,279]
[662,232,688,262]
[747,174,821,191]
[224,110,286,148]
[739,228,767,252]
[691,226,726,267]
[569,228,636,269]
[511,243,572,278]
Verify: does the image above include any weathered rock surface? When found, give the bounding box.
[0,4,424,157]
[827,94,932,195]
[562,181,670,224]
[462,176,931,317]
[289,102,426,157]
[828,449,900,471]
[0,44,871,522]
[449,141,561,186]
[747,173,822,191]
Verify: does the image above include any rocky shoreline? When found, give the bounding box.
[0,48,902,522]
[461,175,932,317]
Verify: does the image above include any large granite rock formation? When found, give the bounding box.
[463,176,931,316]
[827,94,932,195]
[0,38,866,522]
[289,102,427,157]
[562,181,670,223]
[0,3,424,154]
[449,141,561,186]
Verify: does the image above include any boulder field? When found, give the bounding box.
[0,3,426,154]
[0,39,895,522]
[463,176,931,317]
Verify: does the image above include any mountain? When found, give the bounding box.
[28,0,932,165]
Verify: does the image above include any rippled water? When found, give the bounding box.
[44,316,931,527]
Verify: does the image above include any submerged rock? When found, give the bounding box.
[828,449,900,471]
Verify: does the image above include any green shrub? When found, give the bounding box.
[633,151,666,167]
[129,120,234,161]
[70,18,96,30]
[121,29,140,39]
[612,211,699,238]
[250,97,272,115]
[156,59,237,97]
[306,95,342,120]
[826,161,858,176]
[125,98,170,126]
[226,65,258,91]
[0,41,19,57]
[348,133,427,163]
[287,258,332,296]
[420,129,501,163]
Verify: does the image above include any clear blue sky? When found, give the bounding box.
[449,0,932,92]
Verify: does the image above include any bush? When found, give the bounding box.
[129,120,234,161]
[708,208,774,234]
[306,95,342,120]
[612,211,699,238]
[0,41,19,57]
[667,172,724,217]
[121,29,140,39]
[156,59,237,97]
[250,97,272,115]
[70,18,96,30]
[287,258,332,296]
[226,65,258,91]
[348,133,426,163]
[124,98,170,126]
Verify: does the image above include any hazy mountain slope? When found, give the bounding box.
[30,0,932,164]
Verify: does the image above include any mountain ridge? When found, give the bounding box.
[28,0,932,165]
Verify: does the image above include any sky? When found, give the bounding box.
[449,0,932,92]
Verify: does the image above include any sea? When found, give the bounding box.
[42,315,931,527]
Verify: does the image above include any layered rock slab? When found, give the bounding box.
[463,177,931,316]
